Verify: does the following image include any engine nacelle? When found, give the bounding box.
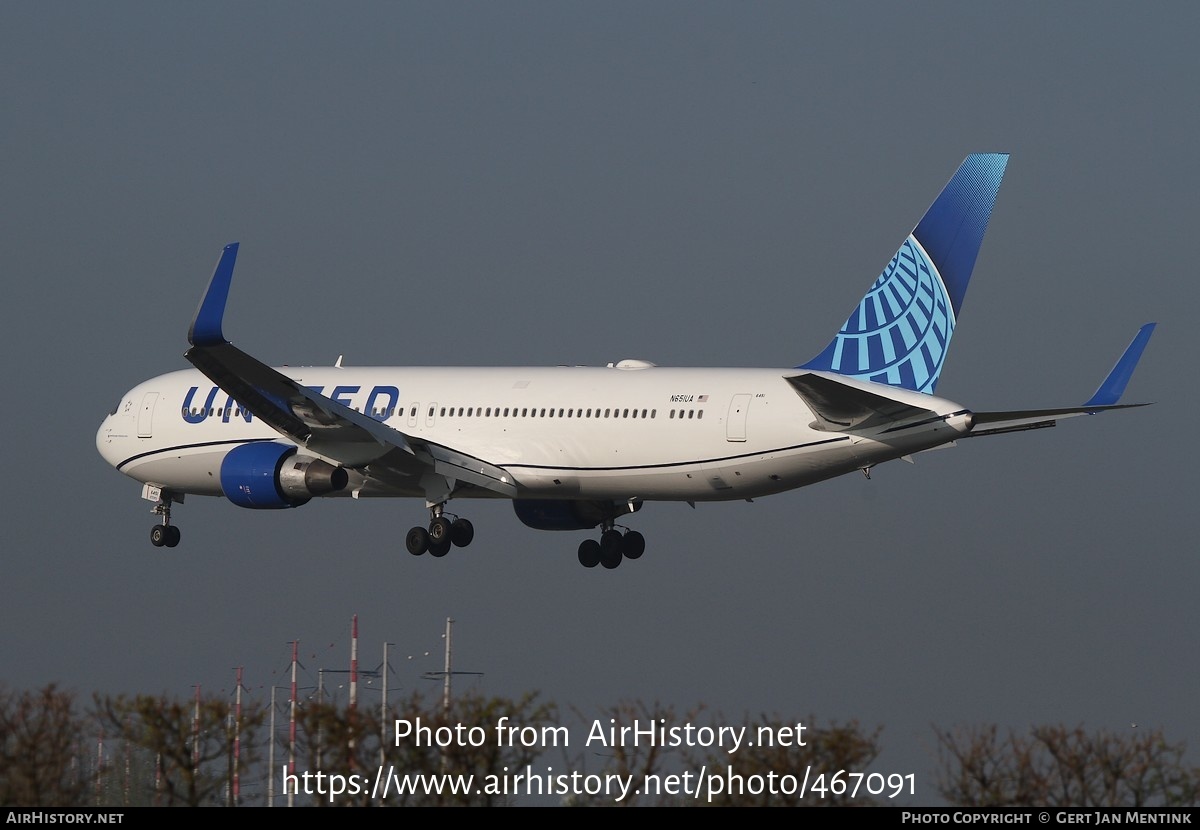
[220,442,348,509]
[513,499,640,531]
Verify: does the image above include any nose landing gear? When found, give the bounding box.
[149,492,181,548]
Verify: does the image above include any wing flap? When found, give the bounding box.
[407,439,518,496]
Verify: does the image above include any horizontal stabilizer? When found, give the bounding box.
[786,373,938,431]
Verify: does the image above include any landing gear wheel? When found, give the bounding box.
[429,538,451,558]
[150,493,179,548]
[621,530,644,560]
[429,516,453,545]
[578,539,601,568]
[406,526,429,555]
[450,518,474,547]
[600,529,623,569]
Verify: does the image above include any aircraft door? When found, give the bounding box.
[426,402,438,428]
[137,392,159,438]
[726,394,750,442]
[408,403,419,429]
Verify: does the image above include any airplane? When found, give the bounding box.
[96,153,1156,569]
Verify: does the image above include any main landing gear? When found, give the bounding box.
[406,505,474,557]
[577,522,644,570]
[149,492,181,548]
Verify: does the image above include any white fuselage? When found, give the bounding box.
[97,363,972,505]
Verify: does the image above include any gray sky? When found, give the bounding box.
[3,1,1195,806]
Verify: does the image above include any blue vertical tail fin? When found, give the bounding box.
[799,153,1009,393]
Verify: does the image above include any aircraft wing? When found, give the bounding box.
[965,323,1156,437]
[183,244,518,497]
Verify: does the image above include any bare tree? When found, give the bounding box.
[95,692,265,807]
[289,689,558,806]
[692,714,883,807]
[935,723,1200,807]
[292,698,384,806]
[0,684,88,807]
[566,699,705,806]
[439,690,559,806]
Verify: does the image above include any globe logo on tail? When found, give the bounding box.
[825,235,954,393]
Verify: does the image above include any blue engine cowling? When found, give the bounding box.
[512,499,640,531]
[220,442,348,509]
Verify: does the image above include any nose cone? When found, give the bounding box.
[96,413,121,469]
[97,391,136,471]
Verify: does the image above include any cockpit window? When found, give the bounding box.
[110,399,122,415]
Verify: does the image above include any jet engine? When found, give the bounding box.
[513,499,640,531]
[219,442,348,509]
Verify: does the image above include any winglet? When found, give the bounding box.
[1083,323,1156,407]
[188,243,239,347]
